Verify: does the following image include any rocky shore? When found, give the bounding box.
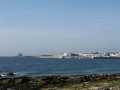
[0,74,120,90]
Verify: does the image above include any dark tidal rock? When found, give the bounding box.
[7,73,15,76]
[0,74,120,90]
[15,77,30,84]
[1,73,15,77]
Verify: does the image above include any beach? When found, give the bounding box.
[0,74,120,90]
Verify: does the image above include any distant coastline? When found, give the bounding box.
[15,52,120,59]
[33,55,64,59]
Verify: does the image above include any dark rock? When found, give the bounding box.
[3,73,15,76]
[104,88,110,90]
[0,74,120,89]
[8,73,15,76]
[7,88,14,90]
[80,75,91,83]
[19,77,30,84]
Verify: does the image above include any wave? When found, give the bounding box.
[0,72,26,77]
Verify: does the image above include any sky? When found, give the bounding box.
[0,0,120,56]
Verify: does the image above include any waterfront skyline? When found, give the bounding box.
[0,0,120,56]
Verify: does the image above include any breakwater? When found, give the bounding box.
[33,55,64,59]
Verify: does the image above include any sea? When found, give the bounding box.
[0,57,120,78]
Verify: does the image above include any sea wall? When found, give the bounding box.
[33,55,64,59]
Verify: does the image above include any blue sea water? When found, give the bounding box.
[0,57,120,77]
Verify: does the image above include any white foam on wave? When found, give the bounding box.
[0,74,7,77]
[0,72,27,77]
[0,71,38,77]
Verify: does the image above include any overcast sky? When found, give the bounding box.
[0,0,120,56]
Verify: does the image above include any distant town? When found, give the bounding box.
[17,52,120,59]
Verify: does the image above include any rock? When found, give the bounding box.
[8,73,15,76]
[2,79,10,84]
[7,88,14,90]
[0,74,120,89]
[19,77,30,84]
[3,73,15,76]
[80,75,91,83]
[104,88,110,90]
